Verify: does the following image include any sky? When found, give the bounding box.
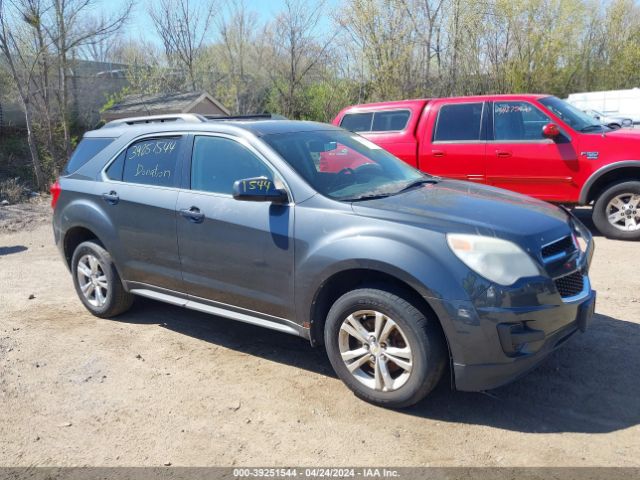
[104,0,342,42]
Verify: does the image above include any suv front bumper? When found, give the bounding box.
[448,287,596,391]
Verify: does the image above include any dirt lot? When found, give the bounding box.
[0,203,639,467]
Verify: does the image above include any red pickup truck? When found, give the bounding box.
[333,94,640,240]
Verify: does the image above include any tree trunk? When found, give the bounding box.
[0,33,46,190]
[23,97,46,190]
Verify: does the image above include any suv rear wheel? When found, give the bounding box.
[592,181,640,240]
[71,240,134,318]
[324,288,446,408]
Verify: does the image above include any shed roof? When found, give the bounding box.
[103,91,230,119]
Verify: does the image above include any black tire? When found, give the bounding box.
[324,288,447,408]
[592,181,640,241]
[71,240,134,318]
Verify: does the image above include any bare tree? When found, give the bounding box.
[400,0,445,93]
[148,0,217,92]
[0,0,47,188]
[337,0,418,100]
[267,0,338,117]
[216,0,266,114]
[46,0,132,156]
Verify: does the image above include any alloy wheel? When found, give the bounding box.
[338,310,413,392]
[606,194,640,231]
[76,254,109,307]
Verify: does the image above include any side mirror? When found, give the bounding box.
[542,123,561,138]
[232,177,288,204]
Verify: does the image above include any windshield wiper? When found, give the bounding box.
[343,176,439,202]
[580,125,605,132]
[396,177,439,193]
[347,193,394,202]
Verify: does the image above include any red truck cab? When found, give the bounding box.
[333,95,640,240]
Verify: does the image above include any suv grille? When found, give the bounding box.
[554,271,584,298]
[541,235,576,261]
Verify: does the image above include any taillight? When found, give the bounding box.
[50,180,61,209]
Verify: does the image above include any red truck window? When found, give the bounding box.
[341,113,373,132]
[433,103,484,142]
[493,101,551,141]
[341,110,410,132]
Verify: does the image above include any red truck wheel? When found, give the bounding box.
[592,181,640,240]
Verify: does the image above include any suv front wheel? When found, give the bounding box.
[324,288,447,408]
[592,181,640,240]
[71,240,134,318]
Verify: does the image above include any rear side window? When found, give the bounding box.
[371,110,410,131]
[341,113,373,132]
[341,110,410,132]
[433,103,484,141]
[122,137,182,187]
[63,138,114,175]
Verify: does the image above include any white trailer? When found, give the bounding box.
[568,88,640,124]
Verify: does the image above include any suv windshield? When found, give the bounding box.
[539,96,610,132]
[263,130,431,201]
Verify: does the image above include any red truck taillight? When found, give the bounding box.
[50,180,61,209]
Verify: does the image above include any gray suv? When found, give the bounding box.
[52,113,596,408]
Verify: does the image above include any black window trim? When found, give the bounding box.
[432,101,487,144]
[100,132,187,190]
[340,109,412,134]
[183,132,292,201]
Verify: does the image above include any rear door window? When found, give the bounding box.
[122,137,182,187]
[63,138,114,175]
[433,103,484,141]
[105,151,125,181]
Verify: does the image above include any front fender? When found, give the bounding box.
[294,233,476,349]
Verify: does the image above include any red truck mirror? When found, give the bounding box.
[542,123,561,138]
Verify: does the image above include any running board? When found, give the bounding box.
[130,288,302,337]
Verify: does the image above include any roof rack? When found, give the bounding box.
[102,113,208,128]
[204,113,287,121]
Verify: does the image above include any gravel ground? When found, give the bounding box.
[0,204,638,467]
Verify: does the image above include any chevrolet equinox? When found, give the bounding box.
[51,114,596,408]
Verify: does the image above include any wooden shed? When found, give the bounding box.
[102,91,230,121]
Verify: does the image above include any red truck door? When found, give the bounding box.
[486,100,579,202]
[418,101,488,183]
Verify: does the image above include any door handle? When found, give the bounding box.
[432,149,446,157]
[179,206,205,223]
[495,150,512,158]
[102,191,119,205]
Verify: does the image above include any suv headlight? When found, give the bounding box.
[447,234,539,286]
[570,216,591,255]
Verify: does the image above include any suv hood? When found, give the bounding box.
[351,179,571,243]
